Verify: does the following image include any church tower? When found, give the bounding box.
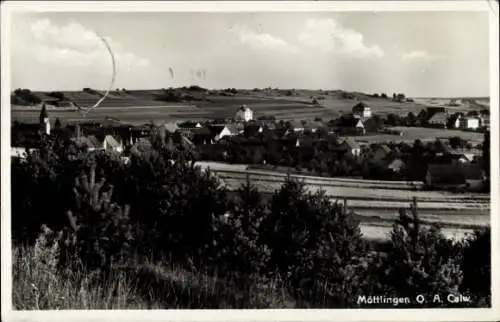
[39,103,50,135]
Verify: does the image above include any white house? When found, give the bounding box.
[339,138,361,157]
[234,105,254,122]
[103,135,124,153]
[459,116,480,130]
[388,158,405,173]
[209,125,235,141]
[352,102,372,119]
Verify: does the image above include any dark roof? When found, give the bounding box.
[340,137,360,149]
[208,124,228,136]
[86,135,102,148]
[352,102,369,112]
[433,153,467,164]
[178,121,201,129]
[104,135,121,149]
[428,112,448,124]
[338,116,364,128]
[427,163,483,183]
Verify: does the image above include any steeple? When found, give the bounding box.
[39,103,50,135]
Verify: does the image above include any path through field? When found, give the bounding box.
[195,161,490,240]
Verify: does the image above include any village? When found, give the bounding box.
[11,97,490,192]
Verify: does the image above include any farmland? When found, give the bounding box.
[349,126,485,145]
[11,88,430,124]
[196,161,490,240]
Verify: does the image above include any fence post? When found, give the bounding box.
[343,198,347,216]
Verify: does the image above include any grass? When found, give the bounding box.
[12,226,295,310]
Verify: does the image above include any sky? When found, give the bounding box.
[10,11,490,97]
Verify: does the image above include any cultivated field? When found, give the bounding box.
[13,89,491,125]
[349,126,485,145]
[11,89,430,124]
[195,161,490,240]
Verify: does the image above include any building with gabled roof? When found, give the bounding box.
[427,112,448,128]
[352,102,372,118]
[234,105,254,122]
[425,163,485,190]
[103,134,123,153]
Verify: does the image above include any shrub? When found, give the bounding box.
[215,175,271,276]
[61,164,135,272]
[459,227,491,306]
[261,177,366,307]
[370,199,465,307]
[123,150,229,266]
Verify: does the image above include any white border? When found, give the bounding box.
[1,1,499,322]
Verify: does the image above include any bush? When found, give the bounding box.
[459,228,491,306]
[215,175,270,276]
[12,88,41,105]
[61,164,135,272]
[261,177,366,307]
[370,200,465,307]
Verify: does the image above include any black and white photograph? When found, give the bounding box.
[1,1,499,321]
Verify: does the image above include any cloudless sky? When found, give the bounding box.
[10,11,490,97]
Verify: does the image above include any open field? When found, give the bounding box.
[195,161,490,240]
[349,126,485,145]
[11,89,427,124]
[413,97,490,112]
[13,89,490,125]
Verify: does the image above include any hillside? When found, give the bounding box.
[11,87,432,124]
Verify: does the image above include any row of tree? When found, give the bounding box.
[11,132,491,308]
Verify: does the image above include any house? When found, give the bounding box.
[459,116,481,130]
[352,102,372,118]
[448,114,463,129]
[336,116,366,135]
[39,104,51,135]
[208,125,235,141]
[388,158,405,173]
[234,105,254,122]
[303,121,325,133]
[434,153,469,164]
[164,121,180,134]
[449,148,481,162]
[479,114,490,129]
[425,163,485,191]
[427,112,448,128]
[339,138,361,157]
[179,121,202,129]
[103,135,123,153]
[426,106,447,119]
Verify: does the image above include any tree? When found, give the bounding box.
[261,177,366,307]
[61,164,135,272]
[371,199,464,307]
[216,174,270,276]
[406,112,417,126]
[54,118,62,130]
[459,228,491,306]
[482,131,490,177]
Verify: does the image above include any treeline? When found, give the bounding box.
[198,135,487,182]
[11,133,490,308]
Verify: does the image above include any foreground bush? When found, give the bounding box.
[368,199,466,307]
[261,177,367,307]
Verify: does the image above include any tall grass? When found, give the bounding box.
[12,226,295,310]
[12,226,158,310]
